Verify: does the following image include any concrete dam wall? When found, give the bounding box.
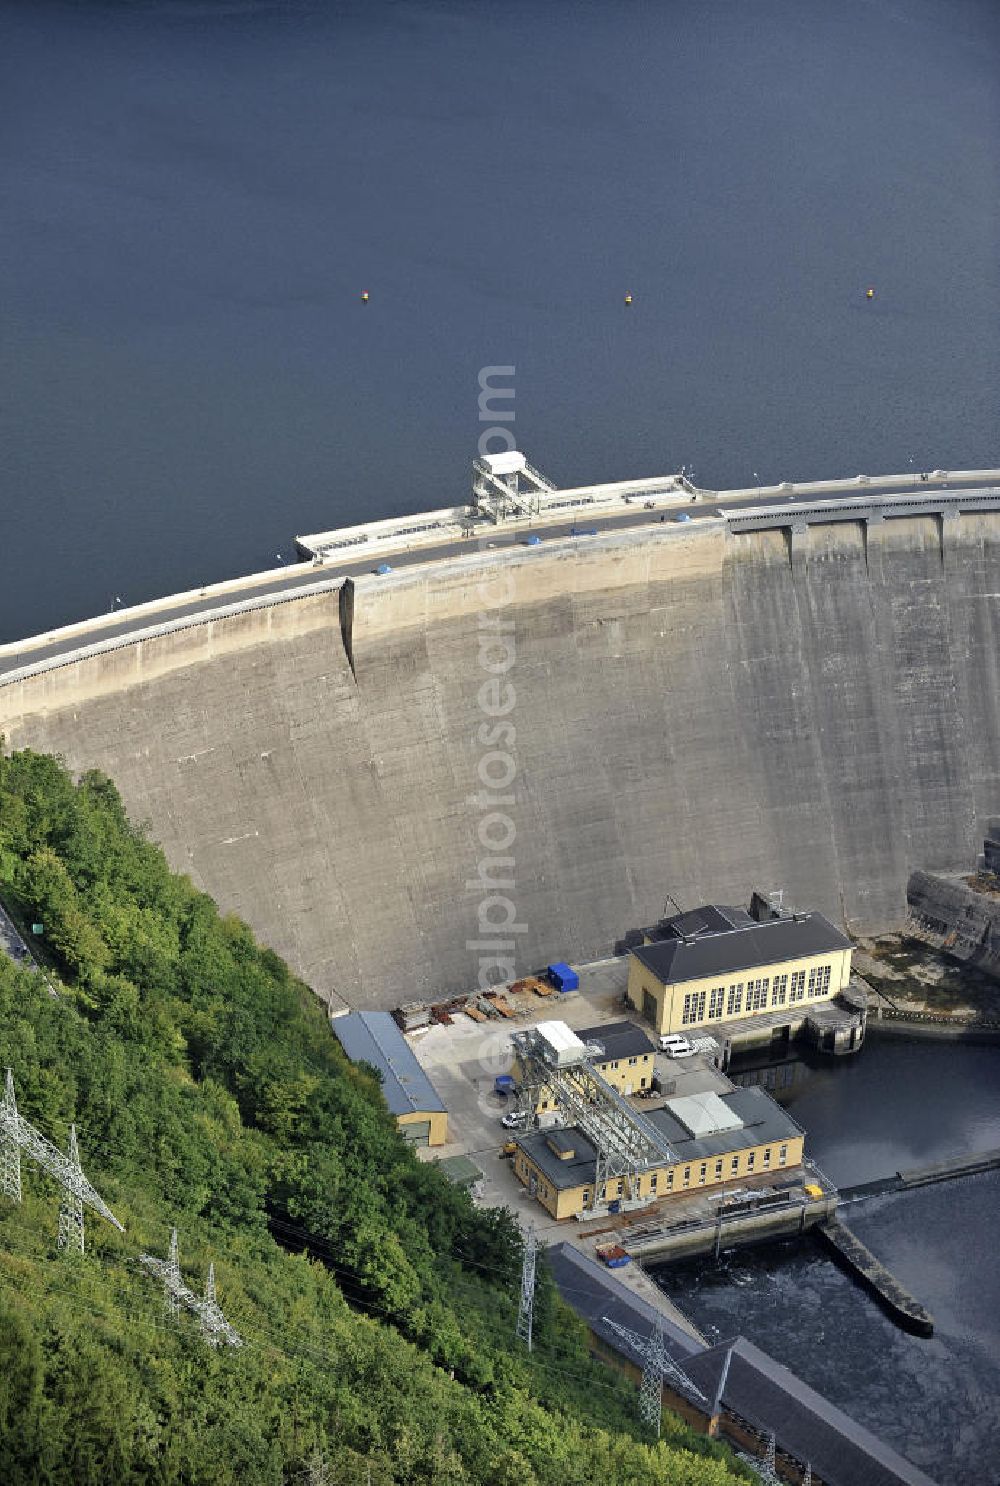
[2,513,999,1012]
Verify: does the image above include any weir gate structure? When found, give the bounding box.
[1,462,1000,1013]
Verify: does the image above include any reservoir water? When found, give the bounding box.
[653,1036,1000,1483]
[2,0,999,640]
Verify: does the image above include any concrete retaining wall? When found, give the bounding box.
[906,869,1000,980]
[2,513,999,1010]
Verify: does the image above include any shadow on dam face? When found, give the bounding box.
[1,515,999,1012]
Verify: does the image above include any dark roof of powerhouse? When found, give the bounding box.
[685,1337,938,1486]
[331,1011,446,1117]
[576,1020,657,1060]
[547,1248,938,1486]
[515,1087,802,1191]
[633,907,851,987]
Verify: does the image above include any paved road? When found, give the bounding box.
[0,899,30,966]
[0,475,988,680]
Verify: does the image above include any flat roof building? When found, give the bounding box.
[512,1086,805,1219]
[627,900,854,1039]
[332,1011,448,1147]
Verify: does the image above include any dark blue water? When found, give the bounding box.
[1,0,999,639]
[655,1037,1000,1482]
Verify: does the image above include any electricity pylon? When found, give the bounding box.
[165,1227,181,1321]
[516,1224,537,1351]
[57,1125,85,1254]
[736,1431,781,1484]
[1,1068,22,1202]
[600,1313,708,1439]
[138,1229,242,1348]
[0,1069,124,1245]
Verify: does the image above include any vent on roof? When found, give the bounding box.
[546,1130,577,1161]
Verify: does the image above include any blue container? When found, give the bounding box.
[547,961,580,993]
[494,1074,516,1097]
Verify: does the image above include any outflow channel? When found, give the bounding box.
[651,1039,1000,1483]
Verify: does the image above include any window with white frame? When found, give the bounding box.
[682,989,707,1025]
[746,978,769,1012]
[771,973,788,1006]
[790,970,806,1002]
[708,986,725,1020]
[727,982,744,1015]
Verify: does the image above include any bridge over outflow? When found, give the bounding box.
[2,463,1000,1012]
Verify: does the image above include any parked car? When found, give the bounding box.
[374,563,393,575]
[501,1111,530,1129]
[672,512,692,523]
[659,1034,694,1058]
[523,534,542,546]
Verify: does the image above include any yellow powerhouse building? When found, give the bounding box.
[626,902,853,1038]
[512,1087,805,1220]
[578,1021,657,1094]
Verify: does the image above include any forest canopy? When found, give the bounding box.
[0,747,745,1485]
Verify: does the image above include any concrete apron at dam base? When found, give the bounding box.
[3,500,1000,1015]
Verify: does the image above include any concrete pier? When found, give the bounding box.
[816,1219,934,1336]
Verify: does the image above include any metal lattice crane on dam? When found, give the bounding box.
[471,452,555,522]
[0,1067,125,1251]
[510,1024,675,1205]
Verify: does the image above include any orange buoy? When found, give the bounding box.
[624,293,633,306]
[361,290,370,303]
[866,286,875,300]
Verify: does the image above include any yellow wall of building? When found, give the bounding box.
[514,1133,805,1220]
[397,1109,449,1147]
[592,1052,655,1094]
[514,1052,655,1113]
[626,946,852,1036]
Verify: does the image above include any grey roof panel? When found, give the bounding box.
[332,1011,446,1117]
[633,909,852,987]
[577,1020,657,1061]
[517,1088,802,1189]
[684,1337,939,1486]
[545,1242,700,1365]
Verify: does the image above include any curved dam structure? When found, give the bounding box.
[2,478,1000,1012]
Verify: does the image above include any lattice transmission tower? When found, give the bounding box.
[0,1068,124,1249]
[138,1229,242,1348]
[600,1313,708,1439]
[1,1068,22,1203]
[57,1125,85,1254]
[515,1224,537,1351]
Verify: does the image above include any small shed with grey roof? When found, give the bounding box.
[332,1011,448,1146]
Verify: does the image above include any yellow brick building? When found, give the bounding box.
[512,1087,805,1220]
[625,903,853,1038]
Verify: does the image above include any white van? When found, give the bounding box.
[659,1034,694,1058]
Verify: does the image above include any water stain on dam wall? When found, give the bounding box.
[1,516,998,1011]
